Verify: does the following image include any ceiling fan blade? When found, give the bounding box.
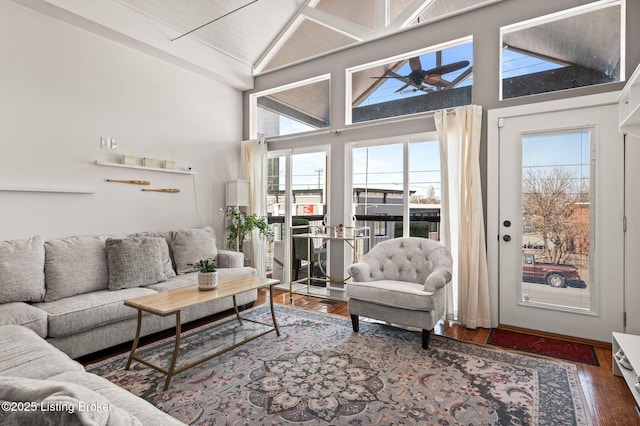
[426,76,452,87]
[409,57,422,72]
[424,60,470,76]
[382,70,406,79]
[395,83,411,93]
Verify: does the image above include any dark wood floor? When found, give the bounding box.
[81,287,639,425]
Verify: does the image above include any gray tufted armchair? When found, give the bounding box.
[346,237,453,349]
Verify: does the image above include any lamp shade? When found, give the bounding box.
[226,180,250,207]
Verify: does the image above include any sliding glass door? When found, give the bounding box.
[350,135,441,249]
[266,149,329,288]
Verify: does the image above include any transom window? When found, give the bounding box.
[500,0,623,99]
[346,37,473,124]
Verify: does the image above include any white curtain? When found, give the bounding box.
[241,139,268,277]
[435,105,491,329]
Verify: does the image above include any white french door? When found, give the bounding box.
[489,97,624,342]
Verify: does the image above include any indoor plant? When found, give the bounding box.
[191,258,218,290]
[222,207,269,253]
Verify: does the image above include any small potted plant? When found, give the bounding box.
[190,258,218,290]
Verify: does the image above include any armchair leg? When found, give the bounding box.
[422,329,430,349]
[351,314,359,332]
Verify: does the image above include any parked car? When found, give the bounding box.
[522,253,587,289]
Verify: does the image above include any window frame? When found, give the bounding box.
[498,0,625,101]
[249,74,331,140]
[345,36,473,126]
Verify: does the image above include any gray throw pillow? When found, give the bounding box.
[128,231,176,279]
[170,227,218,274]
[44,235,111,302]
[0,235,46,303]
[105,237,166,290]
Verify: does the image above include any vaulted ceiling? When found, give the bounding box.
[11,0,500,90]
[11,0,621,94]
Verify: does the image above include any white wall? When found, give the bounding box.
[0,1,243,241]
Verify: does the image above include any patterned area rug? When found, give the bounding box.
[86,305,593,425]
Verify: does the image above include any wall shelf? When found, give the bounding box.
[619,63,640,137]
[0,185,95,194]
[95,160,196,175]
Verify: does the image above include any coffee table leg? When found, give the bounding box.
[269,285,280,337]
[164,311,181,391]
[126,310,143,370]
[233,295,243,325]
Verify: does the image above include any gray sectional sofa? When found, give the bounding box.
[0,226,257,425]
[0,325,184,425]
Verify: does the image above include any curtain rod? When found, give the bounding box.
[263,106,460,143]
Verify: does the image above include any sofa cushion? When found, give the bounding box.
[0,325,83,379]
[44,235,111,302]
[0,302,48,338]
[0,235,45,303]
[145,273,197,292]
[345,280,435,311]
[106,237,166,290]
[170,226,218,274]
[34,287,157,338]
[52,371,184,426]
[51,371,185,425]
[129,231,176,279]
[0,375,143,426]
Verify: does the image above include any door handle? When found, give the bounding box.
[503,235,511,242]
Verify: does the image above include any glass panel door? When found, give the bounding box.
[497,102,623,341]
[266,150,328,293]
[521,131,591,309]
[352,143,404,248]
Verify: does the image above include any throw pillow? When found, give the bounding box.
[105,237,166,290]
[44,235,111,302]
[170,226,218,274]
[128,231,176,279]
[0,235,45,303]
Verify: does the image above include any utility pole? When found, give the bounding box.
[315,168,323,188]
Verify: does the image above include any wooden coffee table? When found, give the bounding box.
[124,275,280,390]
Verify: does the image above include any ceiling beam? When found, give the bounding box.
[254,0,312,74]
[258,97,328,129]
[387,0,435,33]
[301,6,374,42]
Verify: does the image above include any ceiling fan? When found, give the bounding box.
[376,57,470,93]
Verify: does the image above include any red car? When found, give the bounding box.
[522,253,586,288]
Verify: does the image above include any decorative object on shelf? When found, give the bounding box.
[335,224,344,237]
[221,207,268,253]
[106,179,150,185]
[122,155,136,165]
[142,158,157,168]
[189,259,218,290]
[141,188,180,193]
[164,160,175,170]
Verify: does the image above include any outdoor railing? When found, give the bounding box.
[265,211,440,276]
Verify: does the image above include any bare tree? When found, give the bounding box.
[522,166,588,264]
